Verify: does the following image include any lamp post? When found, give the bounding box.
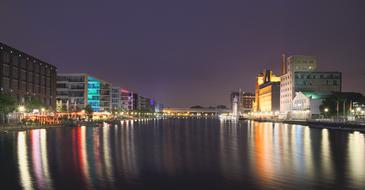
[18,106,26,113]
[324,108,329,119]
[18,106,26,123]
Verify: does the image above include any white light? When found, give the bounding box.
[18,106,26,112]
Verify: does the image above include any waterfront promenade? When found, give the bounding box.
[252,118,365,133]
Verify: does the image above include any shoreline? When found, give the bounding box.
[251,118,365,133]
[2,118,365,134]
[0,117,156,133]
[0,124,62,133]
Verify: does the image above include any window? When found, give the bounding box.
[20,70,26,81]
[27,72,33,83]
[27,61,33,71]
[35,85,40,94]
[46,77,50,87]
[34,63,39,73]
[20,58,26,69]
[27,84,33,93]
[12,67,18,79]
[41,76,45,86]
[20,81,26,91]
[56,83,67,88]
[1,52,10,63]
[11,80,18,90]
[12,56,19,66]
[2,77,10,90]
[2,64,10,76]
[40,66,45,75]
[34,74,39,85]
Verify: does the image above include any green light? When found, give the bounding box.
[88,77,100,111]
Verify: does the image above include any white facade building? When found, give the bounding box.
[56,73,112,112]
[280,55,341,119]
[280,55,317,114]
[291,92,327,120]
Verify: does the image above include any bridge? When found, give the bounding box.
[162,108,230,117]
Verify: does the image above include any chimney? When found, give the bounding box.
[281,53,287,75]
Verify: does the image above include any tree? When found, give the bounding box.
[0,94,17,124]
[190,105,204,109]
[216,105,227,109]
[84,105,94,120]
[320,92,365,116]
[25,98,45,111]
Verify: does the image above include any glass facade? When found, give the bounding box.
[87,76,101,111]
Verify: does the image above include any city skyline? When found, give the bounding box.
[1,0,365,107]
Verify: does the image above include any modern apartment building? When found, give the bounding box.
[111,87,138,111]
[120,89,133,111]
[137,96,155,112]
[280,55,342,115]
[56,73,111,112]
[111,86,121,110]
[0,42,57,109]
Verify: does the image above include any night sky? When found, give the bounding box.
[1,0,364,107]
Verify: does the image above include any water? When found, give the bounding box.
[0,118,365,190]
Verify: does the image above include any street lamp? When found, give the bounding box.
[18,106,26,113]
[324,108,329,118]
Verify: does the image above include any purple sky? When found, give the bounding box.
[1,0,364,107]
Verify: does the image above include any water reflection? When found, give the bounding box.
[17,132,33,190]
[348,131,365,189]
[5,119,365,189]
[30,129,53,190]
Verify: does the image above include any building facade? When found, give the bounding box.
[0,42,57,109]
[56,73,111,112]
[280,55,342,116]
[291,92,330,120]
[231,91,254,114]
[111,86,121,110]
[254,70,281,112]
[293,71,341,92]
[241,92,255,112]
[120,89,133,111]
[136,96,156,112]
[132,93,139,110]
[280,55,317,113]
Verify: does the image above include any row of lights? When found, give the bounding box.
[0,46,55,70]
[324,107,365,115]
[18,105,46,113]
